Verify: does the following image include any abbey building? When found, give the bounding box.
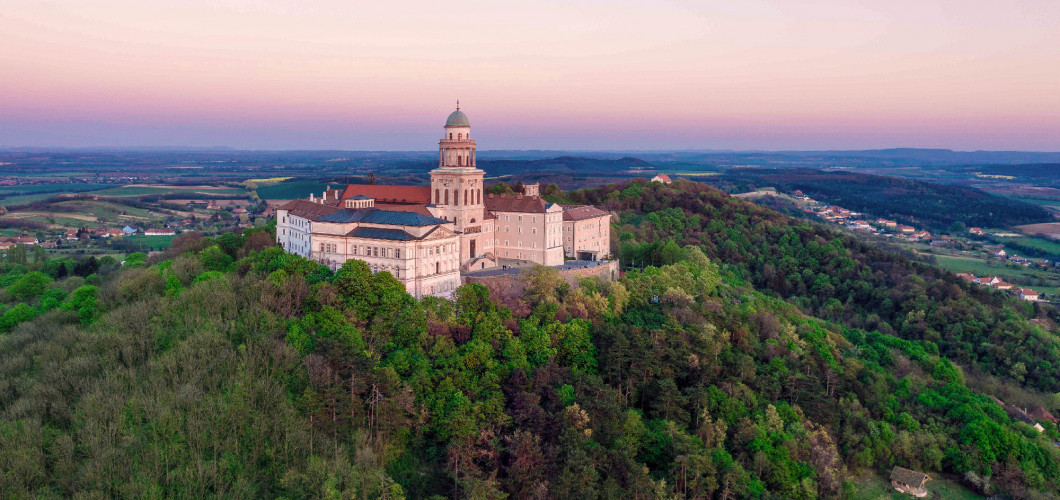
[276,105,611,298]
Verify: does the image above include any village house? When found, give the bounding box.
[991,248,1008,258]
[145,228,176,236]
[650,174,672,184]
[0,236,38,250]
[955,273,977,283]
[969,227,984,235]
[1018,288,1040,301]
[890,467,931,497]
[976,276,1001,286]
[897,224,916,234]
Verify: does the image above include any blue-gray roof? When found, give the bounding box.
[316,208,450,226]
[349,195,372,200]
[445,109,470,127]
[348,227,413,241]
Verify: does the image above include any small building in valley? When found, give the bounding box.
[650,174,672,184]
[1019,288,1040,301]
[890,467,931,497]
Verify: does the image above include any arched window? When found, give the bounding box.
[445,190,449,205]
[435,188,439,204]
[436,262,440,274]
[458,133,462,140]
[458,156,462,166]
[449,133,452,140]
[464,190,468,205]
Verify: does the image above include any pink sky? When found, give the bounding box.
[2,0,1058,150]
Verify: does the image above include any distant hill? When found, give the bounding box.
[710,168,1055,230]
[478,156,653,177]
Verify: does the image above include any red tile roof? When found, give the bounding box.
[653,174,672,182]
[340,184,431,204]
[278,199,342,220]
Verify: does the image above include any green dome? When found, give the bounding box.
[445,109,470,127]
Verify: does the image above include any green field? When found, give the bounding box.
[851,472,982,499]
[118,234,176,251]
[256,180,331,200]
[1003,236,1060,258]
[0,193,67,206]
[0,183,110,200]
[50,199,154,220]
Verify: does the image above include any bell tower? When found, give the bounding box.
[429,102,488,263]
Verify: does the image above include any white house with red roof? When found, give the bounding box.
[651,174,672,184]
[1018,289,1040,301]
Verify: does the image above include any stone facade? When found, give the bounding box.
[275,105,612,298]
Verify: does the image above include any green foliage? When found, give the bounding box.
[1,180,1057,499]
[7,271,51,301]
[124,252,147,267]
[61,285,99,324]
[0,303,38,332]
[198,244,234,272]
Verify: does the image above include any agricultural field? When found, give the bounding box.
[92,185,245,197]
[0,183,110,201]
[1017,222,1060,239]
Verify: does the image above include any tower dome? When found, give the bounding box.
[445,104,470,127]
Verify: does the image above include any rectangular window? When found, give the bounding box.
[518,216,522,222]
[395,249,401,259]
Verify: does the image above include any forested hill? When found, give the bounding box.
[707,168,1054,231]
[567,179,1059,391]
[1,181,1059,498]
